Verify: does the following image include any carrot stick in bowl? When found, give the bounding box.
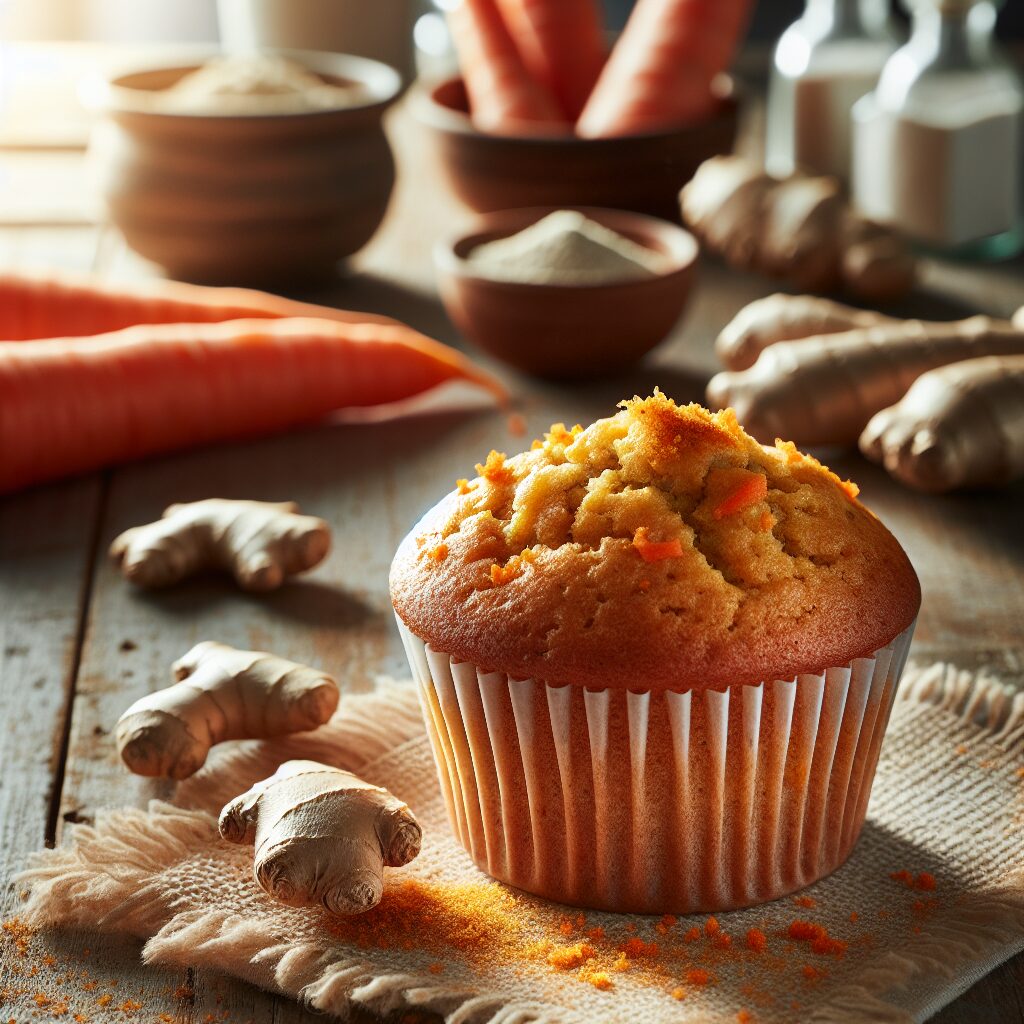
[496,0,606,121]
[0,317,506,493]
[576,0,752,138]
[0,268,397,342]
[447,0,564,134]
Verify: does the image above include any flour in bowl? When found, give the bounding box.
[158,55,371,115]
[466,211,669,285]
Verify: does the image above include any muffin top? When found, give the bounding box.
[390,393,920,690]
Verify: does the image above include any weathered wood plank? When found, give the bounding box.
[0,476,103,1003]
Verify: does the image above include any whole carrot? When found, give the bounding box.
[448,0,564,134]
[0,318,506,493]
[0,268,395,342]
[577,0,752,138]
[496,0,606,121]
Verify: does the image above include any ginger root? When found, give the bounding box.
[110,499,330,591]
[716,293,897,371]
[117,641,339,779]
[680,156,916,303]
[860,355,1024,492]
[707,310,1024,447]
[220,760,422,915]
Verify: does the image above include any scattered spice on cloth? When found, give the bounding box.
[12,663,1024,1024]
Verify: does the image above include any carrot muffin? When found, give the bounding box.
[391,393,920,913]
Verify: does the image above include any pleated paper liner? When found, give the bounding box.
[397,617,915,915]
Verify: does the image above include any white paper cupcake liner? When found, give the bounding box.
[396,616,916,914]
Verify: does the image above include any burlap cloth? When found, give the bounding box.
[18,663,1024,1024]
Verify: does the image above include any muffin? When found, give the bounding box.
[390,393,920,913]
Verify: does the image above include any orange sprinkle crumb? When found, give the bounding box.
[632,527,683,563]
[849,912,859,923]
[655,914,677,935]
[625,923,637,934]
[1015,766,1024,778]
[97,996,113,1008]
[530,439,543,450]
[738,1011,755,1024]
[685,969,711,986]
[683,926,701,943]
[713,474,768,519]
[542,423,582,448]
[456,478,473,495]
[788,921,826,943]
[955,744,969,755]
[802,965,823,980]
[34,993,51,1008]
[547,943,595,970]
[82,982,99,993]
[425,543,448,563]
[428,963,445,974]
[671,987,687,1001]
[811,936,847,957]
[558,919,574,937]
[582,970,613,991]
[476,450,514,486]
[889,870,914,886]
[118,1000,142,1014]
[704,916,721,936]
[759,510,774,531]
[793,896,817,908]
[586,927,605,942]
[622,937,659,958]
[489,550,536,586]
[74,1016,88,1023]
[745,929,767,953]
[172,987,193,1001]
[916,872,937,891]
[612,953,631,973]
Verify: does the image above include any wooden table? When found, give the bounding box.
[2,79,1023,1024]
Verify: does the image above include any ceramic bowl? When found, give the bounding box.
[435,206,698,379]
[88,50,402,283]
[412,75,738,221]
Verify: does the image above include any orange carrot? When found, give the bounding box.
[496,0,606,120]
[448,0,564,134]
[576,0,752,138]
[632,527,683,563]
[0,269,395,342]
[0,318,505,493]
[713,473,767,518]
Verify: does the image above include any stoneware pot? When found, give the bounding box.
[435,206,698,379]
[413,75,739,221]
[89,50,402,284]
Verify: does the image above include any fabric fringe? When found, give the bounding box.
[899,661,1024,751]
[142,901,555,1024]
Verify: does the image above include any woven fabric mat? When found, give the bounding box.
[17,663,1024,1024]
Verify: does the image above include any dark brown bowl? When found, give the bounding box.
[412,75,738,221]
[436,206,698,379]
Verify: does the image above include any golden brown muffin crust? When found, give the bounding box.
[390,393,920,690]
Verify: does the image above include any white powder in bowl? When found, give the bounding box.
[155,55,371,115]
[466,211,670,285]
